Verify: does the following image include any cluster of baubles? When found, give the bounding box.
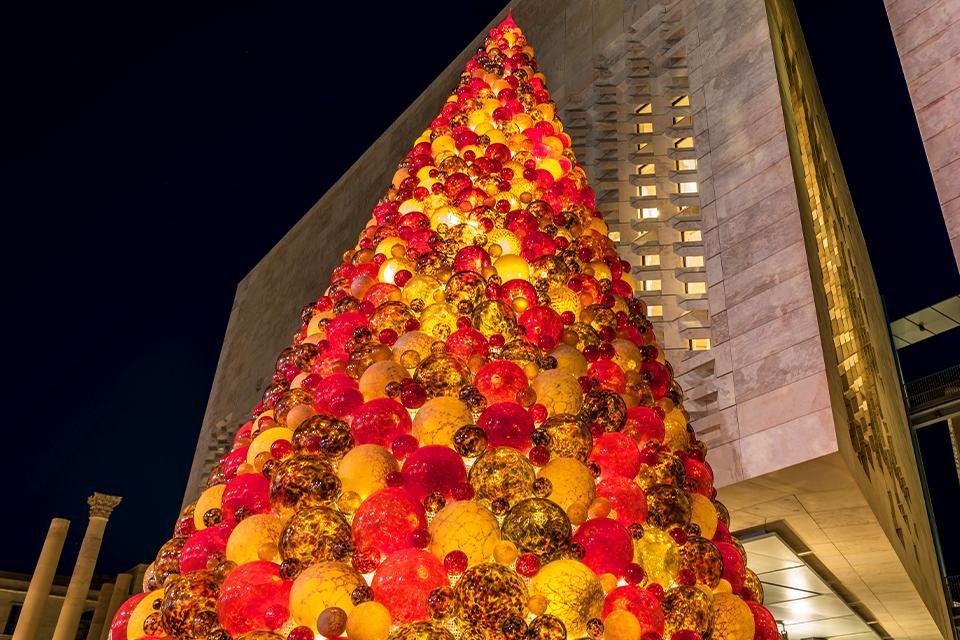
[111,15,779,640]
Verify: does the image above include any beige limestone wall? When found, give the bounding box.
[885,0,960,269]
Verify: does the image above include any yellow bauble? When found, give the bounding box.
[246,428,293,466]
[346,601,393,640]
[710,593,755,640]
[603,609,642,640]
[469,447,536,506]
[412,397,473,446]
[487,229,521,255]
[531,369,584,416]
[420,303,459,340]
[193,484,225,530]
[663,409,690,451]
[127,589,164,639]
[359,360,410,401]
[337,444,398,499]
[375,236,406,257]
[430,205,463,229]
[494,254,530,281]
[689,493,718,540]
[611,339,643,372]
[429,501,501,567]
[548,285,582,317]
[742,569,764,604]
[528,559,604,635]
[588,261,611,281]
[537,457,595,510]
[379,258,415,285]
[632,526,679,587]
[290,562,366,632]
[402,275,443,305]
[226,514,284,564]
[662,586,713,638]
[550,344,589,377]
[392,331,435,369]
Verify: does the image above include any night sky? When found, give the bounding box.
[3,1,957,581]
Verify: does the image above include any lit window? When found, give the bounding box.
[683,256,705,268]
[637,142,651,153]
[640,185,657,197]
[640,208,660,219]
[672,95,690,107]
[644,279,662,291]
[608,231,621,242]
[678,181,698,193]
[682,230,702,242]
[641,254,661,267]
[673,116,691,126]
[676,158,697,171]
[675,137,694,149]
[685,282,707,294]
[688,338,711,350]
[647,305,664,317]
[636,103,653,114]
[638,164,655,175]
[637,122,653,134]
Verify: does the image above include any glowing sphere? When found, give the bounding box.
[603,585,665,636]
[226,514,284,564]
[469,447,536,506]
[747,601,778,640]
[530,370,583,416]
[596,476,648,526]
[518,305,564,346]
[474,360,528,404]
[622,407,665,445]
[679,536,724,588]
[493,254,530,281]
[454,563,528,629]
[632,526,679,587]
[109,593,146,640]
[413,354,472,399]
[373,548,449,623]
[127,589,163,639]
[387,621,455,640]
[428,500,501,567]
[588,433,640,479]
[550,344,588,377]
[689,493,718,540]
[571,518,633,576]
[528,559,604,635]
[401,445,468,500]
[222,473,271,522]
[662,586,713,638]
[716,542,746,594]
[645,484,692,530]
[420,303,459,340]
[359,361,411,401]
[246,428,293,466]
[352,398,412,447]
[541,415,593,461]
[352,487,427,554]
[346,601,393,640]
[193,484,225,530]
[393,331,435,368]
[709,593,754,640]
[279,506,352,565]
[477,402,534,449]
[289,561,366,632]
[179,523,231,573]
[337,444,398,499]
[269,455,340,516]
[217,561,291,635]
[500,498,571,562]
[159,572,219,639]
[537,457,595,510]
[411,397,473,446]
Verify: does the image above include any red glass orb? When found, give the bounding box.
[500,279,538,308]
[234,421,253,444]
[217,561,292,635]
[364,282,402,308]
[352,398,413,446]
[520,230,558,261]
[589,433,641,479]
[518,306,564,347]
[108,593,146,640]
[642,360,671,399]
[571,518,633,576]
[587,360,626,393]
[596,476,648,526]
[221,473,271,523]
[313,373,364,418]
[683,459,714,497]
[220,445,251,480]
[444,550,468,575]
[623,407,666,445]
[372,548,448,623]
[715,542,746,593]
[748,602,779,640]
[477,402,535,450]
[603,585,665,636]
[326,311,367,355]
[453,246,492,274]
[352,487,427,555]
[447,327,490,362]
[401,445,468,501]
[474,360,529,404]
[179,523,232,573]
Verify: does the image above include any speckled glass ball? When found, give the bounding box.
[500,498,572,562]
[454,563,528,629]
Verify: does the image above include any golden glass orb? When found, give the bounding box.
[662,586,713,638]
[392,331,435,369]
[603,609,642,640]
[379,258,416,285]
[500,497,572,562]
[472,300,518,339]
[419,302,459,340]
[645,484,692,530]
[246,428,293,467]
[454,563,528,630]
[469,447,536,507]
[632,526,680,588]
[540,415,593,462]
[127,588,164,639]
[193,484,225,530]
[359,360,411,401]
[528,559,604,636]
[529,256,570,288]
[225,514,284,564]
[428,500,501,567]
[402,275,443,306]
[368,301,416,337]
[611,339,643,372]
[679,536,724,588]
[412,396,473,446]
[709,593,754,640]
[742,569,764,604]
[431,206,464,230]
[547,285,582,317]
[494,540,520,565]
[289,561,366,632]
[375,236,406,257]
[413,353,471,399]
[531,370,584,417]
[494,254,530,281]
[346,601,393,640]
[549,344,589,378]
[445,271,487,307]
[689,493,718,540]
[337,444,398,499]
[387,621,455,640]
[663,409,690,451]
[536,457,595,511]
[279,505,352,566]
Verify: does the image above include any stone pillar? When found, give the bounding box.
[98,573,132,640]
[85,582,113,640]
[52,493,122,640]
[13,517,71,640]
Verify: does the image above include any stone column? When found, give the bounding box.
[13,517,71,640]
[84,582,113,640]
[52,493,122,640]
[98,573,132,640]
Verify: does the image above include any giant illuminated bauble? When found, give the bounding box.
[537,457,595,510]
[279,505,352,565]
[352,398,413,446]
[477,402,534,449]
[393,331,435,369]
[420,303,459,340]
[109,593,145,640]
[588,433,640,479]
[179,523,231,573]
[474,360,528,404]
[596,476,647,526]
[346,601,393,640]
[268,455,340,517]
[337,444,398,499]
[352,487,427,554]
[528,559,604,636]
[709,593,754,640]
[500,498,571,562]
[127,589,164,639]
[454,563,528,629]
[289,561,366,632]
[645,484,692,530]
[413,353,472,399]
[622,406,665,445]
[469,447,536,506]
[632,526,679,587]
[541,415,593,461]
[689,493,718,540]
[716,542,746,594]
[247,427,294,466]
[678,536,723,588]
[400,445,467,501]
[530,370,583,416]
[747,601,778,640]
[372,548,449,623]
[411,397,473,446]
[494,254,530,281]
[225,514,284,564]
[742,569,764,604]
[428,500,501,567]
[570,518,633,576]
[359,360,411,401]
[160,571,219,639]
[217,561,291,636]
[192,484,225,531]
[222,473,271,522]
[550,344,588,377]
[387,621,456,640]
[603,585,665,636]
[662,586,713,638]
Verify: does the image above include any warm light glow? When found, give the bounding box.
[640,184,657,197]
[647,304,664,317]
[641,254,661,267]
[641,207,660,219]
[688,338,711,351]
[674,137,694,149]
[682,229,703,242]
[685,281,707,295]
[638,163,656,175]
[683,255,704,268]
[678,181,698,193]
[676,158,697,171]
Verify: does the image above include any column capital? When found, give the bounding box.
[88,493,122,519]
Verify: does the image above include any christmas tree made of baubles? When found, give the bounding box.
[109,15,780,640]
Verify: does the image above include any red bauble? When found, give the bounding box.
[520,230,558,261]
[499,279,538,308]
[477,402,535,450]
[220,445,251,480]
[453,246,492,273]
[217,561,292,635]
[623,406,665,445]
[372,548,448,623]
[352,398,413,446]
[683,458,714,496]
[179,523,232,573]
[518,306,564,347]
[313,373,364,417]
[571,518,633,576]
[642,360,671,399]
[447,327,490,362]
[108,593,146,640]
[589,433,641,478]
[715,541,746,593]
[603,585,665,635]
[474,360,529,404]
[221,473,271,523]
[352,487,427,555]
[587,360,627,393]
[596,476,648,526]
[747,601,779,640]
[326,311,367,355]
[401,445,468,501]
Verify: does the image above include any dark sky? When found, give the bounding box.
[2,1,956,580]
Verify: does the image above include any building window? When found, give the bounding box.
[685,281,707,294]
[683,256,705,268]
[637,142,651,153]
[3,604,22,635]
[688,338,711,350]
[608,231,621,242]
[678,181,698,193]
[640,254,661,267]
[647,305,663,317]
[636,122,653,134]
[643,279,662,292]
[638,163,655,175]
[636,103,653,114]
[682,230,702,242]
[676,158,697,171]
[675,137,694,149]
[672,95,690,107]
[640,185,657,197]
[640,208,660,219]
